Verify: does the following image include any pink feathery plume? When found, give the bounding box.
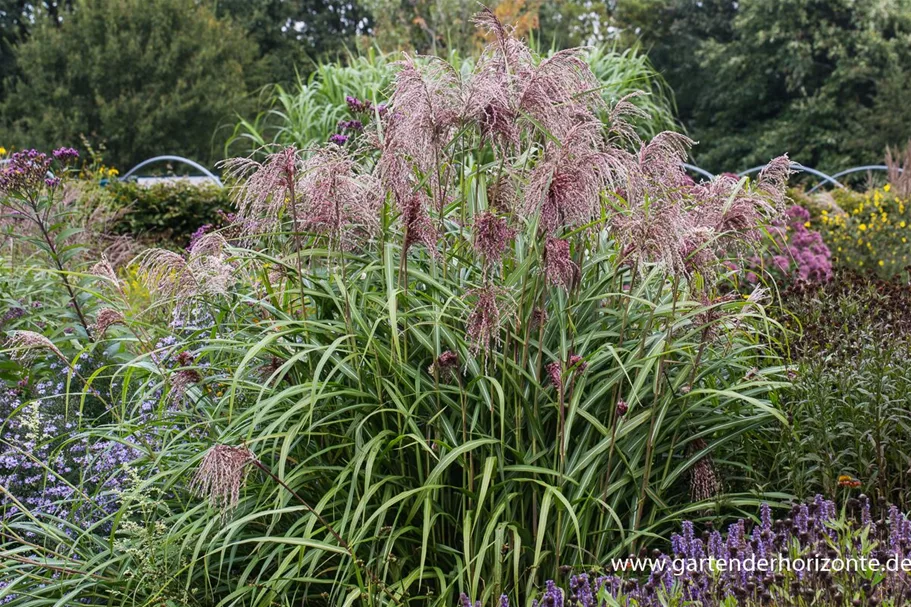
[463,8,531,147]
[170,368,202,403]
[606,131,698,275]
[610,195,690,276]
[543,237,579,290]
[218,146,300,237]
[679,225,719,282]
[428,350,460,378]
[473,211,515,265]
[525,120,629,234]
[90,256,120,286]
[607,92,650,148]
[687,175,767,249]
[134,248,194,299]
[466,8,604,144]
[186,233,236,297]
[93,308,125,335]
[637,131,695,188]
[401,192,439,256]
[379,55,462,206]
[464,285,514,357]
[5,330,66,364]
[757,155,792,208]
[546,360,563,393]
[487,173,521,214]
[189,444,257,517]
[294,145,383,250]
[516,47,604,141]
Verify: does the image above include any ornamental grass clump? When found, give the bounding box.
[2,11,794,607]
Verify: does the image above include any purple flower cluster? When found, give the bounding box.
[0,148,78,195]
[0,340,194,532]
[345,96,386,116]
[0,149,53,193]
[0,365,136,527]
[51,147,79,163]
[327,97,387,146]
[337,119,364,132]
[188,223,214,251]
[464,496,911,607]
[747,205,832,284]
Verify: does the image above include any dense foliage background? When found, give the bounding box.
[4,0,911,171]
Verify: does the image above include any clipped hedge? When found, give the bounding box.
[106,180,232,242]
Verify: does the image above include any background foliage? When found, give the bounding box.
[0,0,255,169]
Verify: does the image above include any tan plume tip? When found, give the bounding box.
[134,248,192,298]
[5,330,66,364]
[189,444,257,516]
[93,308,125,335]
[90,256,120,285]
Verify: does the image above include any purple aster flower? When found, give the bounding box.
[52,147,79,163]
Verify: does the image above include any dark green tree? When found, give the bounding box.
[0,0,255,169]
[0,1,73,102]
[663,0,911,172]
[214,0,371,87]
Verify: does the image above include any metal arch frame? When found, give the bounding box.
[120,155,222,186]
[682,163,715,181]
[807,165,901,193]
[738,162,844,190]
[5,154,898,194]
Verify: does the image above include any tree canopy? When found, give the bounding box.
[0,0,255,168]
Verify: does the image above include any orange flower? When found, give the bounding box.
[838,475,861,488]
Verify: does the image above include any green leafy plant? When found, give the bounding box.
[106,180,234,243]
[760,272,911,508]
[814,186,911,281]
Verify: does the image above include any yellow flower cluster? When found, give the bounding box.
[78,165,120,181]
[0,146,7,157]
[820,186,911,277]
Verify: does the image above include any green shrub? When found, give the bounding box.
[815,186,911,280]
[106,181,233,243]
[0,0,255,169]
[761,272,911,507]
